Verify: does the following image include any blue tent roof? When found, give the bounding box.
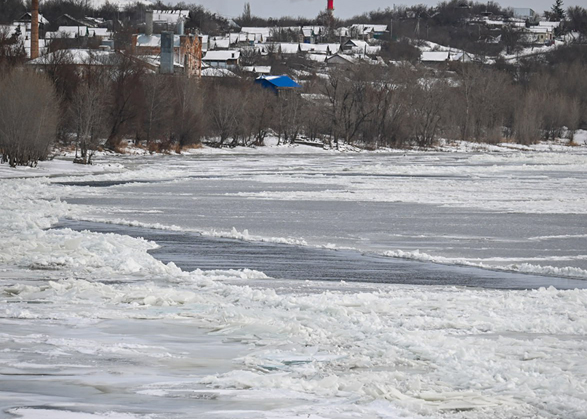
[255,75,301,89]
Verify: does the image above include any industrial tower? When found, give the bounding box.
[31,0,39,59]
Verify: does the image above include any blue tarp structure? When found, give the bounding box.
[255,75,301,95]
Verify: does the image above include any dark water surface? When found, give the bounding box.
[55,219,587,290]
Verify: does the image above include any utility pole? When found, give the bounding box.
[390,18,393,41]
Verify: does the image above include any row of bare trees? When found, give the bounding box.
[2,48,586,168]
[321,62,585,148]
[195,61,585,149]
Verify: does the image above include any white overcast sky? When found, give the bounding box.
[181,0,583,19]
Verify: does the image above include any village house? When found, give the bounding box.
[0,22,48,58]
[349,24,388,40]
[202,50,240,68]
[201,67,237,77]
[420,50,473,68]
[299,43,339,55]
[209,36,230,50]
[242,65,272,77]
[14,12,49,31]
[255,75,301,95]
[525,26,554,44]
[52,14,93,28]
[325,53,358,66]
[341,39,381,55]
[300,26,326,43]
[240,27,273,43]
[229,32,254,47]
[46,26,110,39]
[27,48,119,71]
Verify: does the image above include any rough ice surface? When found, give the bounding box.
[1,143,587,418]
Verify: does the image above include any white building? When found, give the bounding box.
[202,50,240,68]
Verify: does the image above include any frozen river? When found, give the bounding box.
[1,147,587,419]
[56,220,587,290]
[63,151,587,279]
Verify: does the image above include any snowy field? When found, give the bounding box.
[1,141,587,419]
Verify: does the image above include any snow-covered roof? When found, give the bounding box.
[342,40,380,56]
[241,27,272,38]
[256,75,301,88]
[84,16,105,26]
[299,43,339,54]
[136,34,183,48]
[278,43,300,54]
[335,27,349,37]
[345,39,369,49]
[350,24,388,34]
[421,51,450,62]
[229,33,250,43]
[527,26,552,34]
[47,26,110,38]
[90,28,110,37]
[136,34,161,47]
[201,67,236,77]
[152,10,189,24]
[242,65,271,74]
[55,26,88,37]
[15,12,49,25]
[202,50,240,61]
[28,49,116,65]
[326,53,357,64]
[302,26,324,35]
[307,54,328,62]
[210,37,230,49]
[537,21,560,28]
[421,51,470,62]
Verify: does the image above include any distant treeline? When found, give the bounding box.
[2,0,587,41]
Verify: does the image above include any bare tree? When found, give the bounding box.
[450,65,513,143]
[240,2,252,25]
[0,68,59,167]
[171,76,204,149]
[566,6,587,42]
[69,71,109,164]
[207,84,240,146]
[501,25,522,55]
[514,91,543,144]
[277,91,302,145]
[239,46,261,66]
[105,54,145,149]
[140,74,173,146]
[247,87,277,146]
[0,26,26,68]
[323,66,378,147]
[406,76,446,147]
